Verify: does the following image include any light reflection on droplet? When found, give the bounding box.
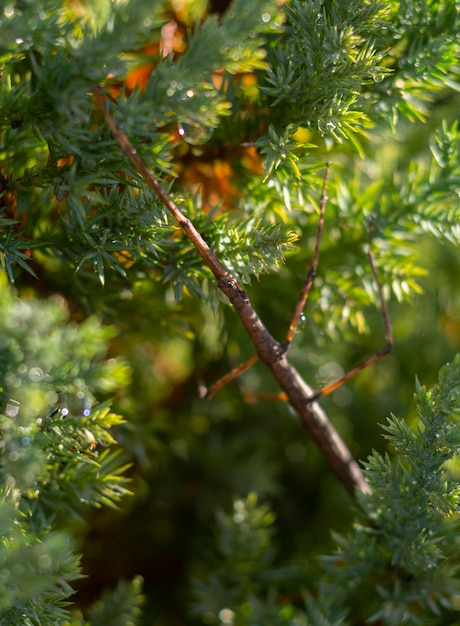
[218,608,235,625]
[295,312,307,333]
[29,367,44,382]
[177,121,213,145]
[5,401,20,418]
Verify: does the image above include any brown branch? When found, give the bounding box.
[285,163,329,345]
[94,89,371,499]
[204,354,260,399]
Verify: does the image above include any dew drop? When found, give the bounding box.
[296,312,307,332]
[28,367,44,382]
[5,400,20,418]
[177,121,213,145]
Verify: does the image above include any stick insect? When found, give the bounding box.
[95,89,392,498]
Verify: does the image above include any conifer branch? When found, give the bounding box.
[94,88,371,498]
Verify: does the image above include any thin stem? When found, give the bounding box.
[285,163,330,346]
[204,354,259,398]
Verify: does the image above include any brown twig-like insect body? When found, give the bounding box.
[94,88,391,498]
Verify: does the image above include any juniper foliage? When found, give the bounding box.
[194,357,460,624]
[0,279,134,624]
[0,0,459,624]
